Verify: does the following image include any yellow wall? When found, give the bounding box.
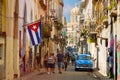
[2,0,7,32]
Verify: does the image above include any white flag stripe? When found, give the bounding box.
[31,30,38,45]
[38,27,41,39]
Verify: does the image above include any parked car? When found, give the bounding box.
[74,54,93,71]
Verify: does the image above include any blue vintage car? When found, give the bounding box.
[75,54,93,71]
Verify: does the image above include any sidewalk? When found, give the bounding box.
[93,69,113,80]
[14,68,64,80]
[14,69,46,80]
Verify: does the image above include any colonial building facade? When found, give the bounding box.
[0,0,64,80]
[81,0,120,80]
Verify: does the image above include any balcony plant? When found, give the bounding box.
[55,22,63,30]
[87,37,97,43]
[80,29,88,38]
[108,0,117,17]
[42,23,51,38]
[107,0,117,17]
[102,15,108,27]
[106,0,117,11]
[87,33,97,43]
[97,16,103,25]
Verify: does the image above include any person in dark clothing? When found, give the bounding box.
[47,53,55,74]
[64,56,68,71]
[51,53,56,73]
[36,54,41,71]
[107,52,113,78]
[44,54,48,73]
[65,51,70,65]
[71,55,75,66]
[56,51,64,74]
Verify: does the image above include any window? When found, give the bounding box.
[78,55,91,60]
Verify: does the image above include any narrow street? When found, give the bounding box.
[16,65,111,80]
[1,0,120,80]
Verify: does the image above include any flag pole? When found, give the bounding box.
[22,19,41,27]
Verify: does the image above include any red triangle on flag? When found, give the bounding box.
[28,22,40,32]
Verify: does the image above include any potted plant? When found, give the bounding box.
[102,15,108,26]
[106,0,117,17]
[55,22,63,30]
[42,23,51,38]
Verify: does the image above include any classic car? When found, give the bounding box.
[75,54,93,71]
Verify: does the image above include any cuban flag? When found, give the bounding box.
[27,21,42,46]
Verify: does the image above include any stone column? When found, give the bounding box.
[5,0,15,80]
[13,0,20,78]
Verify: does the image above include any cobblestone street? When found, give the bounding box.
[15,65,113,80]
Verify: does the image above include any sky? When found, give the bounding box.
[63,0,80,22]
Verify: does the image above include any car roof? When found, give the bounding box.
[78,54,91,56]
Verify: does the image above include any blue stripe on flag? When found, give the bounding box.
[28,28,35,45]
[35,32,41,44]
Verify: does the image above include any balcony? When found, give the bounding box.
[42,23,51,38]
[102,15,108,27]
[39,0,46,10]
[107,0,117,18]
[51,35,59,44]
[87,32,97,43]
[54,20,63,30]
[110,9,117,17]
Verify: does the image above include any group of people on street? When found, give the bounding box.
[43,50,69,74]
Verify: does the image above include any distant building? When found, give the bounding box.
[66,3,80,48]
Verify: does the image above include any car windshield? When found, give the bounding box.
[78,55,91,60]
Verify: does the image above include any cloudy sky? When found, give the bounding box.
[63,0,80,22]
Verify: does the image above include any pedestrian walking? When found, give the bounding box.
[44,53,48,73]
[56,50,64,74]
[65,51,70,65]
[64,56,68,71]
[51,53,56,73]
[47,53,55,74]
[107,52,113,78]
[71,56,75,66]
[36,53,41,71]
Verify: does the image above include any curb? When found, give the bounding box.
[93,71,112,80]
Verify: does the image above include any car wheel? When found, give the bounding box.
[75,68,78,71]
[90,69,93,72]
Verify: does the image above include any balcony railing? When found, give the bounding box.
[110,9,117,17]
